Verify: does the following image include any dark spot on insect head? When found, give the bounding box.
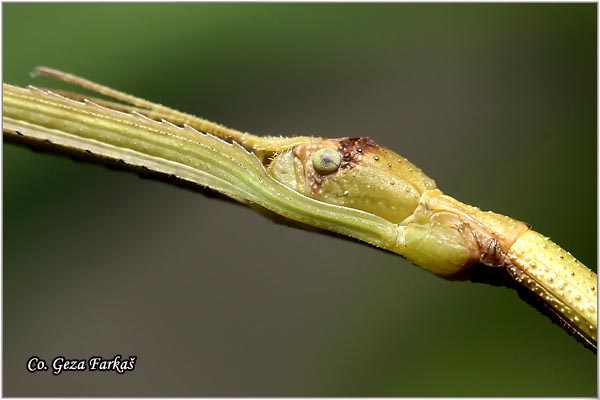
[337,137,378,170]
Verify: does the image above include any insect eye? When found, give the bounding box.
[312,148,342,175]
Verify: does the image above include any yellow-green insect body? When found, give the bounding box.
[3,67,596,351]
[268,137,436,224]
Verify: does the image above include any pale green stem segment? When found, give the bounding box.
[3,68,597,351]
[3,83,398,250]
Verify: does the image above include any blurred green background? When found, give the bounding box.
[3,3,596,396]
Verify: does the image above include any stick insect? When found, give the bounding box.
[3,68,597,352]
